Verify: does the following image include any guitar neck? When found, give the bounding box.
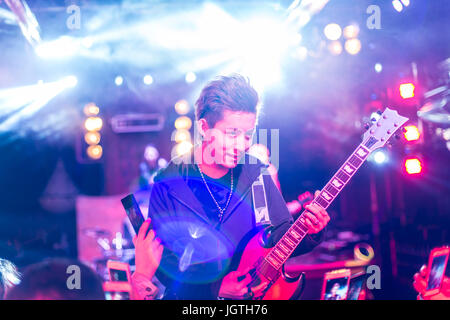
[264,141,373,270]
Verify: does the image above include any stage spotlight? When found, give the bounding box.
[403,125,420,142]
[83,103,99,116]
[185,72,197,83]
[174,116,192,130]
[373,150,388,164]
[172,129,191,143]
[392,0,403,12]
[404,158,422,175]
[84,131,101,145]
[175,100,190,115]
[35,36,78,59]
[374,63,383,73]
[143,75,153,85]
[400,0,410,7]
[328,41,343,56]
[443,128,450,141]
[343,24,359,39]
[115,76,124,86]
[84,117,103,131]
[82,37,94,48]
[87,145,103,160]
[324,23,342,41]
[293,46,308,61]
[399,83,415,99]
[62,75,78,88]
[175,141,193,156]
[344,38,361,55]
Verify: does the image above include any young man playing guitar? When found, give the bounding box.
[134,74,330,299]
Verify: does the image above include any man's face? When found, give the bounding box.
[202,109,256,169]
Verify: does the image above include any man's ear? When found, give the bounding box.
[197,118,210,140]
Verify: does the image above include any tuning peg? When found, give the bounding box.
[376,110,382,115]
[364,122,371,130]
[371,117,377,122]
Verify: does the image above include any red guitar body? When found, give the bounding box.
[230,226,305,300]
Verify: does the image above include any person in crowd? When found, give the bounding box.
[6,258,105,300]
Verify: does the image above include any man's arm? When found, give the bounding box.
[263,174,327,256]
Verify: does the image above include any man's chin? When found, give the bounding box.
[220,159,239,169]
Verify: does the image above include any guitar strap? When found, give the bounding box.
[251,172,271,226]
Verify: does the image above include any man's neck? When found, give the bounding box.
[194,145,230,179]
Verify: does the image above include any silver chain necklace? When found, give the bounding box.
[196,164,233,221]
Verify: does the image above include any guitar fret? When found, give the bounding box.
[283,236,295,247]
[342,163,356,175]
[348,154,363,168]
[274,248,286,259]
[289,229,302,241]
[278,242,291,253]
[336,170,350,183]
[292,224,306,237]
[330,177,344,190]
[320,190,333,202]
[269,252,283,264]
[281,239,293,251]
[297,217,309,231]
[284,233,298,246]
[315,196,329,209]
[266,256,281,269]
[355,146,370,159]
[325,184,339,196]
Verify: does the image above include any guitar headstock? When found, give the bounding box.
[362,108,409,151]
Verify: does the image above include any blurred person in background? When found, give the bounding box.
[6,258,104,300]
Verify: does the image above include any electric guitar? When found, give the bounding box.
[229,108,409,300]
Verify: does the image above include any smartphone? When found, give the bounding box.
[321,269,351,300]
[103,281,132,300]
[423,246,449,297]
[121,194,149,235]
[347,271,367,300]
[107,260,131,283]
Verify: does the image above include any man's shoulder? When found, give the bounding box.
[152,154,192,184]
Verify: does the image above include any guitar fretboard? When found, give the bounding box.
[264,143,372,270]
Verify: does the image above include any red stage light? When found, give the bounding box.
[399,83,415,99]
[404,125,420,141]
[404,158,422,175]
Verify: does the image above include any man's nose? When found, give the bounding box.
[235,134,247,153]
